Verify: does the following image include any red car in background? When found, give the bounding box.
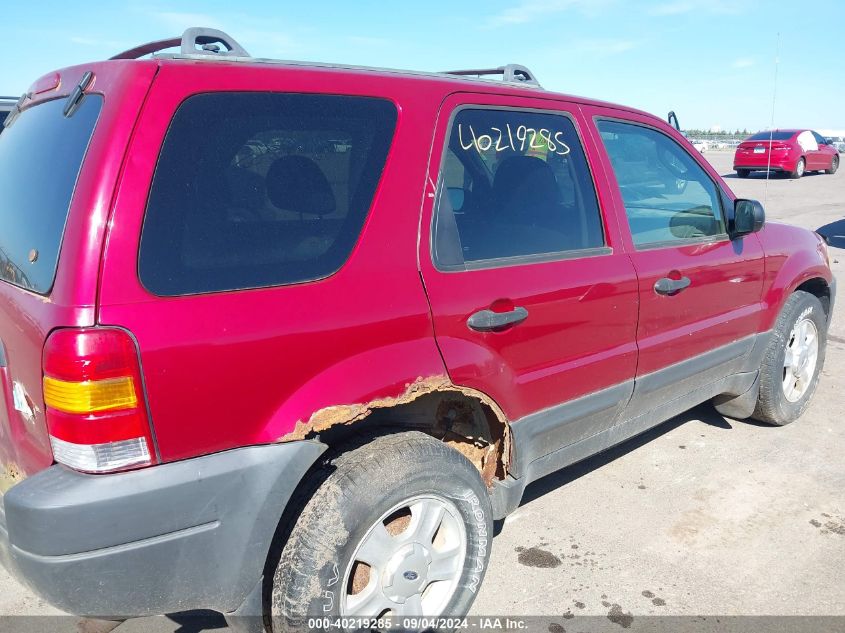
[734,129,840,179]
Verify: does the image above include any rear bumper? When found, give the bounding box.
[734,154,796,171]
[0,441,325,617]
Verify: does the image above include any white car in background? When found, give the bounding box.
[691,139,708,153]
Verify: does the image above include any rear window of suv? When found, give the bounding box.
[0,95,103,294]
[139,93,397,296]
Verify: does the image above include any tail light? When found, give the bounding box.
[771,144,790,151]
[42,328,157,473]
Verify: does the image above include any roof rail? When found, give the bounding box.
[111,27,250,61]
[442,64,542,88]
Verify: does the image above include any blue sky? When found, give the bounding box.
[2,0,843,133]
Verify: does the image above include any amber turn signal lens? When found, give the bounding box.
[43,376,138,414]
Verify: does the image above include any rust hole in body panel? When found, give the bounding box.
[280,376,510,486]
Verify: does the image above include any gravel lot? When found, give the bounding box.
[0,151,842,631]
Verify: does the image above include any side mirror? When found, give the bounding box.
[731,199,765,238]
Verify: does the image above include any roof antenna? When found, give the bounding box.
[764,32,780,208]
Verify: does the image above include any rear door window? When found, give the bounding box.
[432,108,604,269]
[138,93,397,296]
[0,95,103,294]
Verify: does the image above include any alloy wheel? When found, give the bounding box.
[782,317,819,402]
[341,494,467,618]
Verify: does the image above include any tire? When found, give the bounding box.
[826,155,839,175]
[736,169,750,178]
[270,431,493,630]
[790,157,805,179]
[752,291,827,425]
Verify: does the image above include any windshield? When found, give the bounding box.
[0,94,102,294]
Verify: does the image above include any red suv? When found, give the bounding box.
[734,129,840,178]
[0,28,835,630]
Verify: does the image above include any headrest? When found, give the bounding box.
[492,156,560,213]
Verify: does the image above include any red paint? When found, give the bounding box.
[418,93,639,422]
[29,72,61,95]
[0,57,834,476]
[0,62,157,476]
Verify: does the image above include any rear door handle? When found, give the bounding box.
[654,276,691,295]
[467,306,529,331]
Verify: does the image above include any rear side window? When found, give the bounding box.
[0,95,103,294]
[432,108,604,269]
[139,93,397,296]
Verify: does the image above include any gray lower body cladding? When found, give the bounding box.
[492,331,772,518]
[0,441,326,617]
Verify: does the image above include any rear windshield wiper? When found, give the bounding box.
[2,94,28,130]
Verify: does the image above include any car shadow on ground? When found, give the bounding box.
[511,403,757,516]
[816,218,845,249]
[722,171,771,180]
[162,610,227,633]
[720,171,827,180]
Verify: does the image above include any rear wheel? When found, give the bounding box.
[826,155,839,174]
[271,431,492,630]
[790,157,805,179]
[752,291,827,425]
[736,168,750,178]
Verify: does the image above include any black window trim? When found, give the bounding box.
[593,115,732,252]
[136,90,399,298]
[430,103,612,274]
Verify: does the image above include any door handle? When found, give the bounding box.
[654,276,691,295]
[467,306,529,331]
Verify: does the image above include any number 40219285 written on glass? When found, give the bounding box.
[457,123,571,156]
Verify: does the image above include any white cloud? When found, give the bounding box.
[70,36,130,49]
[486,0,615,27]
[649,1,695,15]
[571,38,640,56]
[649,0,740,15]
[346,35,392,47]
[731,57,755,68]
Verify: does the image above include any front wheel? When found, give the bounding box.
[791,157,806,179]
[826,155,839,175]
[271,431,493,630]
[752,291,827,425]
